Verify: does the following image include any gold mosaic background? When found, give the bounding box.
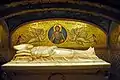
[12,19,106,49]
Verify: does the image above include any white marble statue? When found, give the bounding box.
[13,44,99,62]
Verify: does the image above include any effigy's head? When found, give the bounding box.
[13,44,34,51]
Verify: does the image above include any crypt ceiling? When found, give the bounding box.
[0,0,120,10]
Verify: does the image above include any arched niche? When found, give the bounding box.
[0,25,4,48]
[0,21,9,63]
[11,19,107,51]
[110,21,120,52]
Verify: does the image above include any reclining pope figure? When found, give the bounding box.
[12,44,99,62]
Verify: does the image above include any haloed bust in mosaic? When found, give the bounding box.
[48,24,67,44]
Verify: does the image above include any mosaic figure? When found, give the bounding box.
[49,25,67,44]
[68,27,97,46]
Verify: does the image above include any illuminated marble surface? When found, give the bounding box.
[2,59,110,71]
